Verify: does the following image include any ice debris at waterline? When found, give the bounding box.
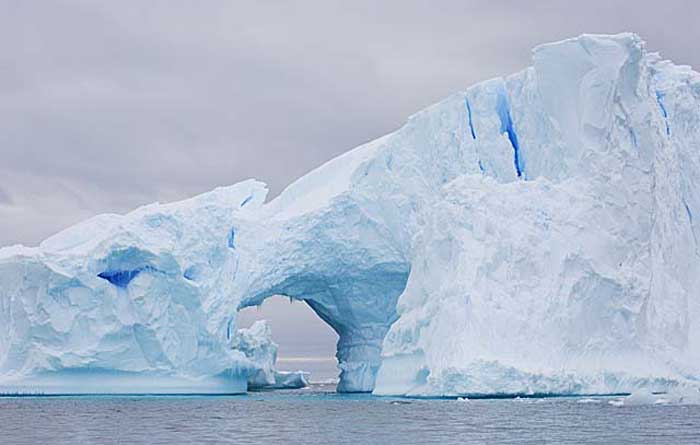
[1,33,700,397]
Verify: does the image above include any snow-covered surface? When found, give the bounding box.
[1,33,700,396]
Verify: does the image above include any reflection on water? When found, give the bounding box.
[1,387,700,444]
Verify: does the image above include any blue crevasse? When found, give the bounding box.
[656,90,670,136]
[240,195,253,207]
[496,89,523,178]
[465,97,477,140]
[228,227,236,249]
[629,128,638,148]
[183,266,198,281]
[98,266,155,288]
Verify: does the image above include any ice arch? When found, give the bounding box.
[227,192,413,392]
[0,24,519,393]
[216,88,486,390]
[237,263,409,392]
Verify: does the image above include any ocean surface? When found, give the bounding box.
[1,385,699,445]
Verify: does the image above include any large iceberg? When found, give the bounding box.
[1,33,699,397]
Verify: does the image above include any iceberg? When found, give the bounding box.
[0,181,271,394]
[236,320,309,390]
[1,33,700,397]
[249,371,310,391]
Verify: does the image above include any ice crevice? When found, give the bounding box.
[98,267,150,288]
[496,87,523,178]
[240,195,254,207]
[227,227,236,249]
[655,90,671,136]
[465,96,477,140]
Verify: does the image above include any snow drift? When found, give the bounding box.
[1,33,699,397]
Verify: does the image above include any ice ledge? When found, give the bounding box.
[0,370,249,395]
[532,32,643,55]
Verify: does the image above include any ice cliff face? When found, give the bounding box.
[1,33,699,396]
[0,182,271,393]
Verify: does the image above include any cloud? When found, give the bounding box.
[0,187,11,205]
[1,0,699,248]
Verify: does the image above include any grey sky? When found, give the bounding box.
[2,0,699,246]
[2,0,699,359]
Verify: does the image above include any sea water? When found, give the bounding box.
[1,385,699,444]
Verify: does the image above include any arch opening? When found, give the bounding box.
[237,295,340,385]
[237,261,411,393]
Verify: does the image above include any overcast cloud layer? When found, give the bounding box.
[2,0,699,246]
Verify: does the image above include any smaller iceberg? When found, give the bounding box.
[235,321,309,390]
[253,371,310,390]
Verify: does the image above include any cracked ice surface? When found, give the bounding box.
[1,33,700,396]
